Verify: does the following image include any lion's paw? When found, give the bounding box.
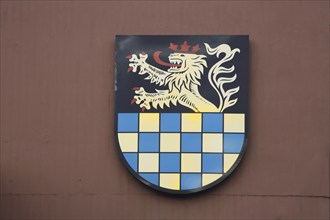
[127,53,148,73]
[131,87,151,112]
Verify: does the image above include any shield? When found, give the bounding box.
[115,35,248,194]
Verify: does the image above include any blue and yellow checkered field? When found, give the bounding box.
[117,113,245,191]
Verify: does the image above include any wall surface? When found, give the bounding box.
[0,1,329,219]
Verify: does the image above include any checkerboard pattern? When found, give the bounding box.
[117,113,245,191]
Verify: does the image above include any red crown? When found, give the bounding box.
[169,41,200,53]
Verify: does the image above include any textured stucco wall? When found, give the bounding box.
[1,1,329,219]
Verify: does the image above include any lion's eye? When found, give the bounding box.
[180,54,185,57]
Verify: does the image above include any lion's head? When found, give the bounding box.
[166,53,207,91]
[153,51,207,91]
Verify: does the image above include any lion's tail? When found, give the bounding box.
[204,43,240,112]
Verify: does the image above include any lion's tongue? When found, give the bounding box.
[153,51,181,67]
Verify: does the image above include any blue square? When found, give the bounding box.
[182,133,201,152]
[123,153,137,172]
[202,154,223,173]
[118,113,138,132]
[160,153,180,172]
[224,134,245,153]
[203,113,223,132]
[160,113,180,132]
[139,133,159,152]
[181,174,201,190]
[140,173,159,186]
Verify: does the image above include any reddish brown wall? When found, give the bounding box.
[1,1,329,219]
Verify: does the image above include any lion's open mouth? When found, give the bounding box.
[168,59,182,70]
[153,51,182,68]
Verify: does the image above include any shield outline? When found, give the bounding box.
[114,35,249,194]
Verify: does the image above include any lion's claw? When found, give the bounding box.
[131,98,137,104]
[130,87,151,112]
[127,53,148,74]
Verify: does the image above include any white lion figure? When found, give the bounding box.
[128,42,240,112]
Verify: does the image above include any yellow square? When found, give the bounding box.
[202,174,222,186]
[181,153,201,172]
[224,154,239,173]
[139,113,159,132]
[224,114,245,133]
[160,173,180,190]
[118,133,138,152]
[138,153,159,172]
[181,113,202,132]
[160,133,180,152]
[202,133,223,153]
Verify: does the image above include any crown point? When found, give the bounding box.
[180,41,190,52]
[192,44,201,53]
[169,43,178,51]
